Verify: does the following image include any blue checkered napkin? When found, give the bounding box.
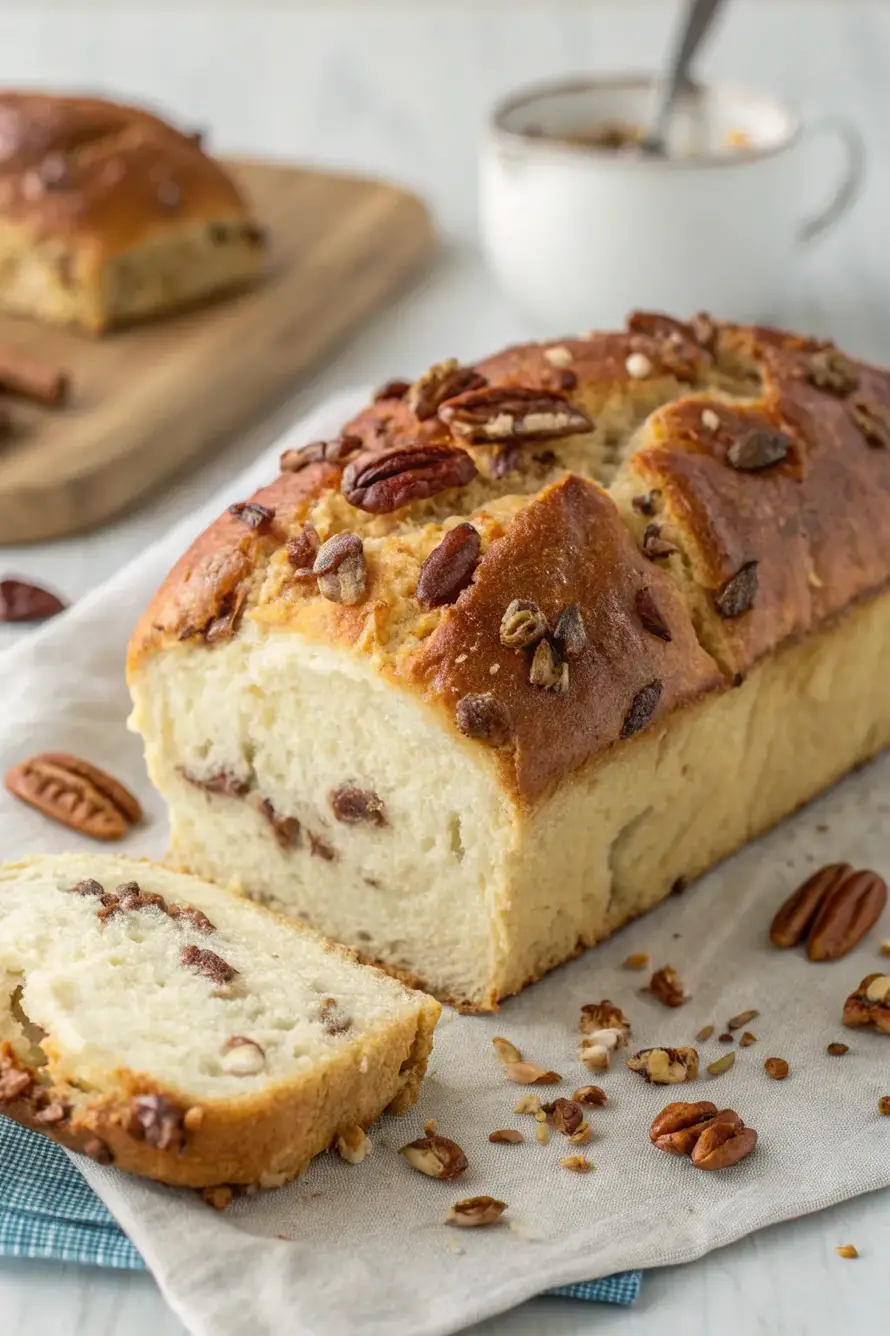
[0,1117,641,1302]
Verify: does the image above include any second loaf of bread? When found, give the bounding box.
[128,312,890,1010]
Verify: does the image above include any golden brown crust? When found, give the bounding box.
[128,314,890,805]
[0,92,253,255]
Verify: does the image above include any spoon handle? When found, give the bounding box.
[646,0,728,151]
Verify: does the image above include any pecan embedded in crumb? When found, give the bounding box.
[329,785,386,826]
[803,348,859,396]
[621,680,663,739]
[399,1134,468,1179]
[319,997,352,1035]
[440,385,593,444]
[313,532,367,605]
[308,831,336,861]
[850,396,890,449]
[455,693,512,748]
[228,501,274,533]
[168,903,215,933]
[286,523,320,574]
[416,523,481,608]
[83,1137,114,1164]
[335,1124,371,1164]
[447,1195,506,1228]
[714,561,759,618]
[631,490,660,517]
[529,637,568,693]
[180,945,237,986]
[373,378,411,402]
[0,1068,32,1102]
[220,1037,265,1076]
[130,1095,184,1152]
[635,588,671,642]
[280,435,363,473]
[343,444,477,514]
[726,428,791,471]
[641,523,678,560]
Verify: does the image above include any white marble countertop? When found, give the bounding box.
[1,3,889,1333]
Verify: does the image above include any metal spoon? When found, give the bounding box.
[641,0,728,155]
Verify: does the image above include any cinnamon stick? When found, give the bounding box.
[0,346,69,405]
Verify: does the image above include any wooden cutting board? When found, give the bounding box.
[0,160,435,545]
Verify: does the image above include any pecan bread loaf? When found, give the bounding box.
[128,313,890,1010]
[0,91,265,331]
[0,854,439,1190]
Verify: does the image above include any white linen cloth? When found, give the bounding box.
[1,390,888,1336]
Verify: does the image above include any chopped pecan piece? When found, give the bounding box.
[0,579,66,623]
[552,604,587,658]
[529,638,568,693]
[335,1124,372,1163]
[850,396,890,449]
[329,785,386,826]
[286,523,321,574]
[635,588,671,641]
[803,347,859,396]
[439,385,593,444]
[713,561,759,618]
[492,1036,522,1064]
[280,435,363,472]
[503,1061,561,1085]
[406,359,487,420]
[542,1098,584,1135]
[690,1121,757,1170]
[180,945,237,985]
[399,1134,468,1179]
[0,1068,32,1101]
[764,1057,789,1080]
[342,444,477,513]
[319,996,352,1035]
[416,523,481,608]
[627,1047,699,1084]
[308,831,336,861]
[68,878,105,897]
[843,974,890,1034]
[228,501,274,533]
[572,1085,607,1106]
[180,767,250,799]
[726,428,791,471]
[707,1052,736,1077]
[579,1001,630,1035]
[499,599,548,650]
[826,1042,849,1056]
[489,1128,523,1143]
[727,1009,759,1030]
[220,1036,265,1076]
[130,1094,185,1152]
[835,1245,859,1259]
[621,680,663,739]
[447,1195,506,1228]
[623,952,650,971]
[650,965,686,1007]
[259,799,300,851]
[455,693,512,747]
[879,1096,890,1115]
[167,904,215,933]
[313,532,367,605]
[641,523,678,560]
[373,378,411,402]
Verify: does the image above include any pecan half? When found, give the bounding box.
[455,693,512,747]
[439,386,593,444]
[635,588,671,641]
[500,599,548,649]
[228,501,274,533]
[5,753,141,840]
[843,974,890,1034]
[416,523,481,608]
[850,396,890,449]
[803,348,859,396]
[627,1047,699,1083]
[342,444,477,513]
[406,359,487,420]
[130,1095,185,1152]
[280,434,363,472]
[329,785,386,825]
[650,965,685,1007]
[399,1134,468,1179]
[690,1122,757,1169]
[726,428,791,471]
[621,680,663,740]
[447,1195,506,1228]
[313,532,367,605]
[180,945,237,985]
[649,1101,718,1145]
[641,523,678,560]
[714,561,759,618]
[552,604,587,658]
[0,579,66,623]
[653,1107,742,1156]
[806,869,887,961]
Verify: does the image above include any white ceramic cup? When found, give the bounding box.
[480,75,865,330]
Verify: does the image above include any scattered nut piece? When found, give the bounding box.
[696,1025,714,1042]
[423,1119,437,1136]
[560,1155,593,1173]
[568,1122,592,1145]
[826,1042,849,1056]
[572,1085,607,1107]
[835,1245,859,1259]
[577,1038,610,1071]
[447,1196,507,1228]
[627,1047,699,1084]
[844,973,890,1032]
[764,1057,789,1080]
[707,1052,736,1077]
[879,941,890,957]
[492,1036,522,1065]
[650,966,686,1007]
[579,1001,630,1035]
[335,1125,371,1164]
[489,1129,523,1144]
[543,1098,584,1135]
[513,1094,543,1116]
[535,1119,549,1145]
[503,1061,561,1085]
[878,1096,890,1115]
[202,1185,234,1211]
[623,952,650,971]
[739,1032,757,1047]
[625,352,653,379]
[718,1033,734,1044]
[399,1134,468,1180]
[727,1009,759,1030]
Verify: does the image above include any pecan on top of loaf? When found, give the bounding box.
[129,316,890,804]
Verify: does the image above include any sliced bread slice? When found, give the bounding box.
[0,854,440,1192]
